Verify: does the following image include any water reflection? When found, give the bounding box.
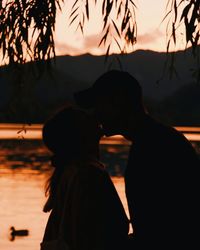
[0,168,50,250]
[0,140,130,250]
[0,138,199,249]
[1,124,200,142]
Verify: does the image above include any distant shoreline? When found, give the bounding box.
[0,124,200,142]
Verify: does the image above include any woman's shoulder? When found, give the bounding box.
[78,159,108,180]
[61,159,107,185]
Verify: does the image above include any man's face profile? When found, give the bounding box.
[94,93,123,136]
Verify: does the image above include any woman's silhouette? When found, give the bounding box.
[40,107,129,250]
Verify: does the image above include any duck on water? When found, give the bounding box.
[9,226,29,241]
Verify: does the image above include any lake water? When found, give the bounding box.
[0,126,200,250]
[0,140,131,250]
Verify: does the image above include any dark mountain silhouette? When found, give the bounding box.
[0,47,199,124]
[154,83,200,126]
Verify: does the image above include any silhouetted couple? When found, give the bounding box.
[41,70,199,250]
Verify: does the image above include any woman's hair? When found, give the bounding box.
[42,107,101,212]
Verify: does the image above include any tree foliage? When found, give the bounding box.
[0,0,199,66]
[0,0,63,64]
[165,0,200,54]
[161,0,200,80]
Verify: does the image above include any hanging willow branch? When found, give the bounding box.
[161,0,200,80]
[0,0,137,65]
[164,0,200,55]
[100,0,137,55]
[1,0,199,67]
[0,0,63,64]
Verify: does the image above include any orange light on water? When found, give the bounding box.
[0,124,200,142]
[0,125,42,140]
[175,127,200,132]
[183,133,200,141]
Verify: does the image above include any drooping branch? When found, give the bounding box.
[0,0,63,64]
[99,0,137,56]
[160,0,200,81]
[0,0,137,65]
[0,0,200,67]
[66,0,137,56]
[164,0,200,55]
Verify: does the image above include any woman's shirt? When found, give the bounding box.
[43,160,129,250]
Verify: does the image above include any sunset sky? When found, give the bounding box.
[54,0,186,56]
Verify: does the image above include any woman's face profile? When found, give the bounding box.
[43,108,102,158]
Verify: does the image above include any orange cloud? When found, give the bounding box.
[55,34,108,56]
[55,29,165,56]
[55,41,84,56]
[83,34,102,49]
[137,29,164,45]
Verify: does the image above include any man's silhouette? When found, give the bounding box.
[74,70,199,249]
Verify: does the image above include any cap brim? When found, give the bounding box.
[74,87,95,109]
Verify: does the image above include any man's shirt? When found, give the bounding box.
[125,116,199,248]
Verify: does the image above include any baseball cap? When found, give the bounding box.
[74,70,142,108]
